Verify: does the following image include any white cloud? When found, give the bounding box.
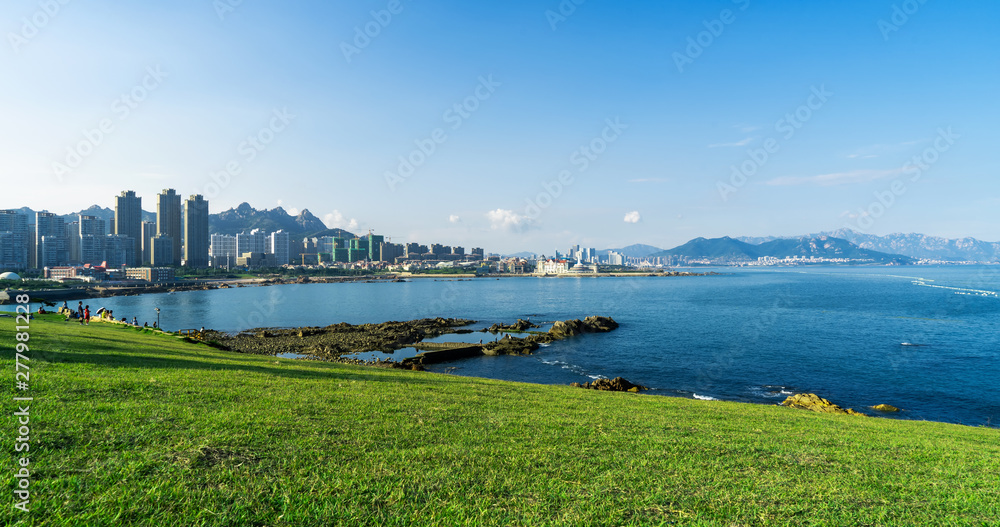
[448,214,461,223]
[765,168,904,187]
[486,209,534,232]
[288,208,299,216]
[624,211,641,223]
[323,210,359,231]
[708,137,754,148]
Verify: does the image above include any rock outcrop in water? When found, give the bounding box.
[548,316,619,339]
[485,319,539,333]
[780,393,865,416]
[870,404,901,412]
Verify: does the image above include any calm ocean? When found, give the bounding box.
[12,266,1000,427]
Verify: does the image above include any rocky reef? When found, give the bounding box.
[780,393,865,416]
[210,318,475,357]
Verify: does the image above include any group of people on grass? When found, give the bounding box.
[59,300,157,329]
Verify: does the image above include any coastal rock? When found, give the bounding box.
[871,404,901,412]
[485,319,539,333]
[780,393,865,416]
[548,316,619,339]
[572,377,646,392]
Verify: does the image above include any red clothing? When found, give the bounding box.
[84,308,90,321]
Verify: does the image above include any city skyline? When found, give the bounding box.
[3,1,998,253]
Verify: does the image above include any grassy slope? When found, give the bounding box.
[2,315,998,526]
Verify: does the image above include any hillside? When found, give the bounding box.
[2,314,997,525]
[599,243,663,258]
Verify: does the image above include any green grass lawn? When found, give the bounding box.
[3,314,998,526]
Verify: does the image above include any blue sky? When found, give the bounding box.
[3,0,998,253]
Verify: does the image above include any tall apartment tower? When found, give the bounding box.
[114,190,142,266]
[0,210,29,270]
[79,214,107,266]
[141,221,156,265]
[35,211,67,268]
[269,230,290,266]
[156,189,182,265]
[183,194,209,267]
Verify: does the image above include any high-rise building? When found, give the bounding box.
[105,234,136,268]
[471,247,485,260]
[452,246,465,256]
[36,211,67,268]
[156,189,182,265]
[79,215,106,266]
[210,234,238,268]
[237,229,268,256]
[269,230,290,265]
[64,222,81,263]
[114,190,142,266]
[150,235,174,267]
[0,210,29,270]
[183,194,209,267]
[380,242,404,262]
[367,234,384,261]
[141,221,156,265]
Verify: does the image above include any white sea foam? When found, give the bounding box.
[693,394,718,401]
[912,279,998,297]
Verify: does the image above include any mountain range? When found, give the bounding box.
[649,235,913,264]
[736,229,1000,262]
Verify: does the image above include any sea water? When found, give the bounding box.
[9,266,998,427]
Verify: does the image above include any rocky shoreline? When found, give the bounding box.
[208,315,622,372]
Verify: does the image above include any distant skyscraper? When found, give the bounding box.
[150,235,174,267]
[156,189,182,265]
[114,190,142,266]
[141,221,156,265]
[35,211,67,268]
[105,234,135,268]
[79,214,107,266]
[269,230,290,265]
[183,195,209,267]
[64,222,81,263]
[0,210,29,270]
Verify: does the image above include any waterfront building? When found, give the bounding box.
[367,234,384,261]
[79,214,107,266]
[64,222,81,263]
[380,242,404,263]
[183,195,210,267]
[156,189,183,265]
[105,234,136,268]
[0,210,29,270]
[471,248,485,260]
[210,234,238,268]
[114,190,142,266]
[150,235,174,267]
[237,229,268,256]
[125,267,176,282]
[535,259,570,275]
[236,252,276,269]
[35,211,67,267]
[269,230,290,265]
[141,221,156,265]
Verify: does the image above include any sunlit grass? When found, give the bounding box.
[3,314,998,525]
